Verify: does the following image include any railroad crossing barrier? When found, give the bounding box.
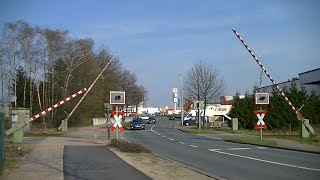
[4,88,86,136]
[232,28,315,138]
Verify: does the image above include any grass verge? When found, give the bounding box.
[266,135,320,146]
[1,144,33,176]
[107,139,151,153]
[24,128,64,137]
[184,126,320,146]
[225,137,278,147]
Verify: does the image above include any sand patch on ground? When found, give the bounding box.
[109,148,223,180]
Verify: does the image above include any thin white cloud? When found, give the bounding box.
[76,14,242,41]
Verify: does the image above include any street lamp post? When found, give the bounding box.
[179,74,184,126]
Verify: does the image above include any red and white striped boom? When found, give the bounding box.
[30,88,87,121]
[232,28,304,121]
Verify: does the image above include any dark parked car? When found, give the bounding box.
[183,117,197,126]
[147,116,156,124]
[130,118,145,130]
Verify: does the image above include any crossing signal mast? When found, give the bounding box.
[232,28,315,135]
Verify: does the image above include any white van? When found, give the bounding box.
[183,104,232,126]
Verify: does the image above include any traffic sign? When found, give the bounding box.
[110,91,126,105]
[255,93,269,105]
[194,101,204,109]
[110,110,125,133]
[254,109,267,130]
[172,88,178,93]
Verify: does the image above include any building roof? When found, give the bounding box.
[298,67,320,75]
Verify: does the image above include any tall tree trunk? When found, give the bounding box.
[23,79,27,107]
[0,71,4,111]
[29,77,33,116]
[14,69,17,108]
[36,85,46,129]
[7,73,11,109]
[64,73,71,98]
[51,67,55,127]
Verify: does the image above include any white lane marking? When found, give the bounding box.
[169,138,174,141]
[189,145,198,148]
[151,125,156,132]
[162,136,165,138]
[210,150,320,172]
[228,147,252,151]
[208,149,221,151]
[179,142,185,144]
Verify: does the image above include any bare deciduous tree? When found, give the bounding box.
[15,21,37,114]
[0,20,148,128]
[63,38,93,97]
[183,61,225,118]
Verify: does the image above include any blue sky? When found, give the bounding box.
[1,0,319,107]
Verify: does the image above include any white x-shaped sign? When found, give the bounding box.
[110,110,125,133]
[254,109,267,130]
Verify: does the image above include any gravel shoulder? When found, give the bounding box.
[108,147,220,180]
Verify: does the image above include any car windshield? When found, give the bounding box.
[132,119,143,123]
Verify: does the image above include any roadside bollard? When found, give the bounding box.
[107,125,111,139]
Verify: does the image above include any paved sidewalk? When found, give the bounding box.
[1,125,137,180]
[175,121,320,154]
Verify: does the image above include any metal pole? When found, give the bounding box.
[107,125,110,139]
[116,106,119,140]
[260,106,263,140]
[198,103,201,131]
[181,77,184,126]
[65,56,114,122]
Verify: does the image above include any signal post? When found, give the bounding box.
[254,93,269,140]
[109,91,126,140]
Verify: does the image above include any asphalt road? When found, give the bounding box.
[125,117,320,180]
[63,145,152,180]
